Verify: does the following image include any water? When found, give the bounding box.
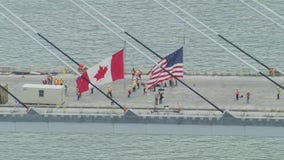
[0,132,283,160]
[0,0,283,74]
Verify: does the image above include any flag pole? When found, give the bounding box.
[218,34,270,70]
[37,34,80,66]
[0,4,127,112]
[0,7,83,115]
[71,0,224,113]
[123,41,126,91]
[124,33,224,113]
[37,33,126,110]
[0,5,79,75]
[167,0,284,75]
[183,22,186,46]
[70,0,158,68]
[36,33,80,66]
[154,0,284,89]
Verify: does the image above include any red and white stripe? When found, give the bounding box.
[147,59,183,89]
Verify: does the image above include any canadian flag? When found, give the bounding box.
[76,49,124,93]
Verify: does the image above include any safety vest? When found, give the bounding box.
[108,86,113,92]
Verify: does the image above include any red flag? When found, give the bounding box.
[76,72,90,94]
[76,49,124,93]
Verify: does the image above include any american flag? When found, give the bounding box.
[147,47,183,89]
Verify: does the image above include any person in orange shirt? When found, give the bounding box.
[54,78,59,85]
[137,69,142,79]
[107,85,113,98]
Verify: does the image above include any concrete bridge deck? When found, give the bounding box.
[0,74,283,118]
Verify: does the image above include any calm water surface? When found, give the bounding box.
[1,132,284,160]
[0,0,283,74]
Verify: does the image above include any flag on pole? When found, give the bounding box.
[76,49,124,93]
[76,73,89,94]
[147,47,183,89]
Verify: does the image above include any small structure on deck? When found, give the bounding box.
[21,84,65,105]
[0,83,8,104]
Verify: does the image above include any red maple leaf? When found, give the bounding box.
[94,65,108,81]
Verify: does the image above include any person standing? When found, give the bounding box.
[59,78,63,85]
[42,78,47,84]
[137,69,142,79]
[136,78,140,89]
[132,81,137,93]
[141,82,147,94]
[107,85,113,98]
[54,77,59,85]
[235,88,240,101]
[64,82,68,96]
[159,92,164,104]
[175,78,178,86]
[76,88,81,101]
[47,74,53,85]
[90,87,94,94]
[277,88,280,100]
[107,85,113,105]
[131,68,136,80]
[127,85,132,98]
[246,91,250,104]
[155,93,159,105]
[169,77,174,87]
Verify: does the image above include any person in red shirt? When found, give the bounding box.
[246,91,250,104]
[235,88,240,100]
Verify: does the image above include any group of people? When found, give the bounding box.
[42,74,68,95]
[42,74,64,85]
[76,67,179,105]
[235,88,281,104]
[127,68,146,98]
[154,89,164,105]
[128,68,175,108]
[235,88,250,104]
[76,68,283,109]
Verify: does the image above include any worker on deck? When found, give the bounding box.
[235,88,240,101]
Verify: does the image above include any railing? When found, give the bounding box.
[0,66,283,76]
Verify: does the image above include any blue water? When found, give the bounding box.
[0,0,283,74]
